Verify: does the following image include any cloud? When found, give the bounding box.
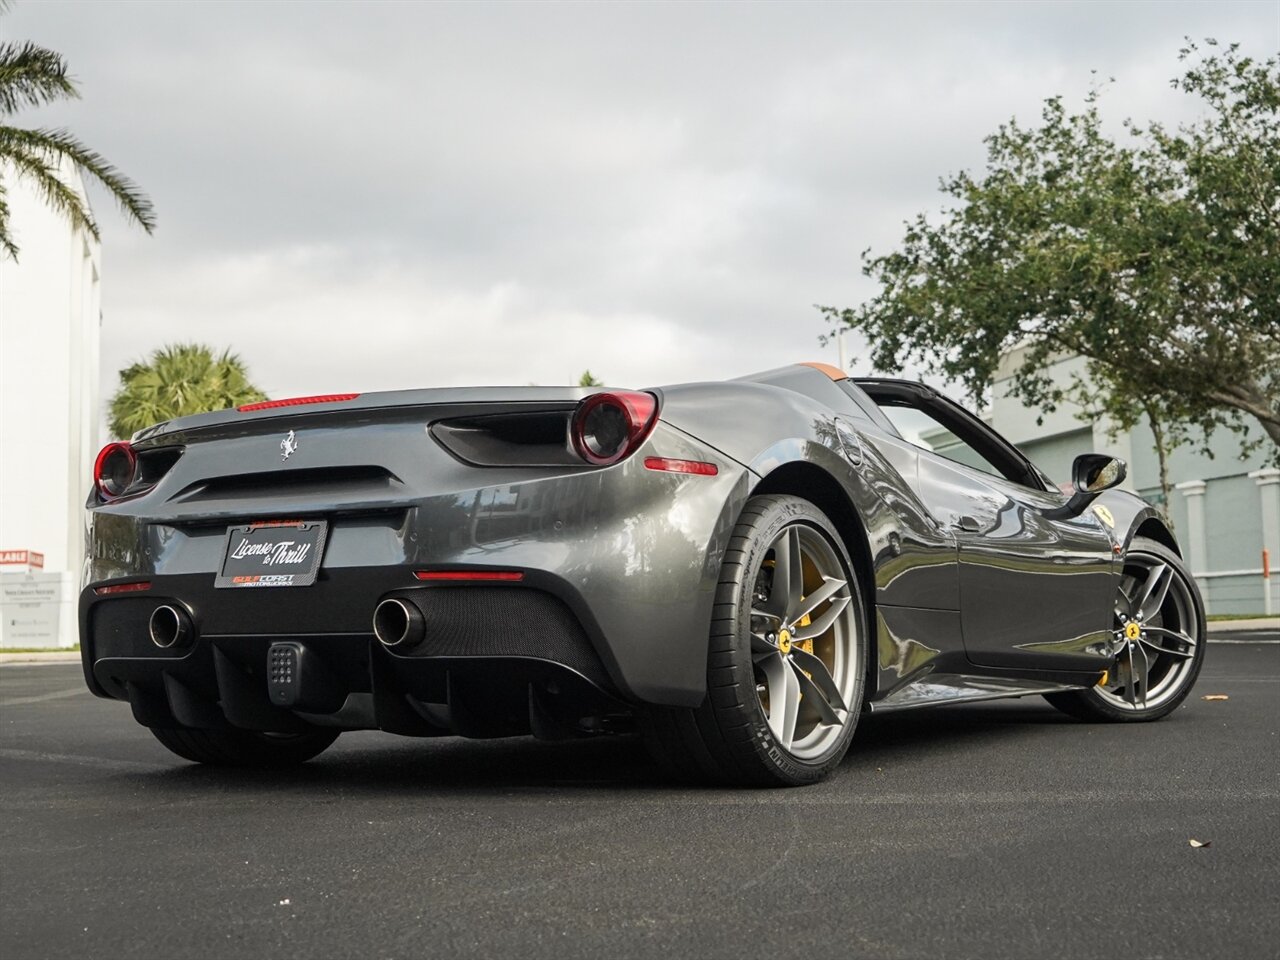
[103,244,745,398]
[6,0,1276,415]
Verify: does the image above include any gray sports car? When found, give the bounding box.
[80,362,1205,785]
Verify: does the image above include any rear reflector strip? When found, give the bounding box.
[643,457,718,476]
[94,581,152,596]
[239,393,360,412]
[414,570,524,582]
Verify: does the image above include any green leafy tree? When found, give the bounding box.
[0,2,155,259]
[820,40,1280,496]
[578,370,603,387]
[109,344,267,439]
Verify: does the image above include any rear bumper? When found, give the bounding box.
[80,573,632,737]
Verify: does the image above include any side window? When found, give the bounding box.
[873,402,1007,480]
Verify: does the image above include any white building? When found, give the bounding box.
[0,160,103,648]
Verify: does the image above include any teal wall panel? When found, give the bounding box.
[1017,428,1093,488]
[1204,475,1264,572]
[1201,575,1267,616]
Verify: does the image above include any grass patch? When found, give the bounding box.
[0,644,80,654]
[1207,613,1280,622]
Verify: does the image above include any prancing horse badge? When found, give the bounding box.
[280,430,298,461]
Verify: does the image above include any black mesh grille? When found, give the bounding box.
[402,587,609,686]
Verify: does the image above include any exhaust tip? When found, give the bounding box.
[373,598,425,648]
[148,604,191,649]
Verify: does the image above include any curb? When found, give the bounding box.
[0,652,80,665]
[1206,618,1279,634]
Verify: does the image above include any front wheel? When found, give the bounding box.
[149,725,340,766]
[643,494,868,786]
[1045,536,1206,722]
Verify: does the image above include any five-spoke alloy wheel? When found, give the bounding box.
[643,494,867,786]
[1046,536,1206,722]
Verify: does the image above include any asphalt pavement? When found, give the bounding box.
[2,644,1277,960]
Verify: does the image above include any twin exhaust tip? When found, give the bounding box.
[148,604,192,649]
[147,599,423,650]
[146,600,421,651]
[373,598,426,648]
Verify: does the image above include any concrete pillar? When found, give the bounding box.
[1175,479,1208,600]
[1249,468,1280,615]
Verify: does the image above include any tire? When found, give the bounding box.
[149,725,340,766]
[642,494,868,786]
[1045,536,1206,723]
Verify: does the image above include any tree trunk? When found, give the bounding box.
[1145,404,1175,533]
[1257,411,1280,453]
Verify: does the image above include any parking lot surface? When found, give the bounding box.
[2,643,1276,960]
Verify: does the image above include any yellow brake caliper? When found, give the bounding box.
[796,609,814,655]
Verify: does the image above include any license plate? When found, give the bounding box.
[215,520,329,589]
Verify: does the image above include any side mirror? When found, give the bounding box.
[1075,454,1126,493]
[1042,454,1127,520]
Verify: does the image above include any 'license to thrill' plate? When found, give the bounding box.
[215,520,328,589]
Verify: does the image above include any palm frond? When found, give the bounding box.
[0,137,97,238]
[0,41,78,116]
[0,125,154,233]
[0,179,17,259]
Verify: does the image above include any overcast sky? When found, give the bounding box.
[7,1,1278,407]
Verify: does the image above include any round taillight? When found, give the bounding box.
[94,442,137,500]
[571,392,658,466]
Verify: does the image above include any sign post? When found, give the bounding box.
[1264,549,1272,617]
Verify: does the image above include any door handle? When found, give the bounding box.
[951,515,980,533]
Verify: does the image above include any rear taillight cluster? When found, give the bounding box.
[567,391,717,475]
[92,442,181,502]
[570,391,658,466]
[93,442,137,501]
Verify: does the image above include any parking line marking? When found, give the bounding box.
[1197,677,1279,682]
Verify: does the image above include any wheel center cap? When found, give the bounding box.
[778,629,793,655]
[1123,621,1141,641]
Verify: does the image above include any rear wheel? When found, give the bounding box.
[643,494,867,786]
[1045,536,1205,722]
[149,725,340,766]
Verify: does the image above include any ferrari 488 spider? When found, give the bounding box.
[80,362,1204,785]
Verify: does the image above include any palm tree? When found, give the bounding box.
[109,344,268,439]
[578,370,603,387]
[0,3,155,259]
